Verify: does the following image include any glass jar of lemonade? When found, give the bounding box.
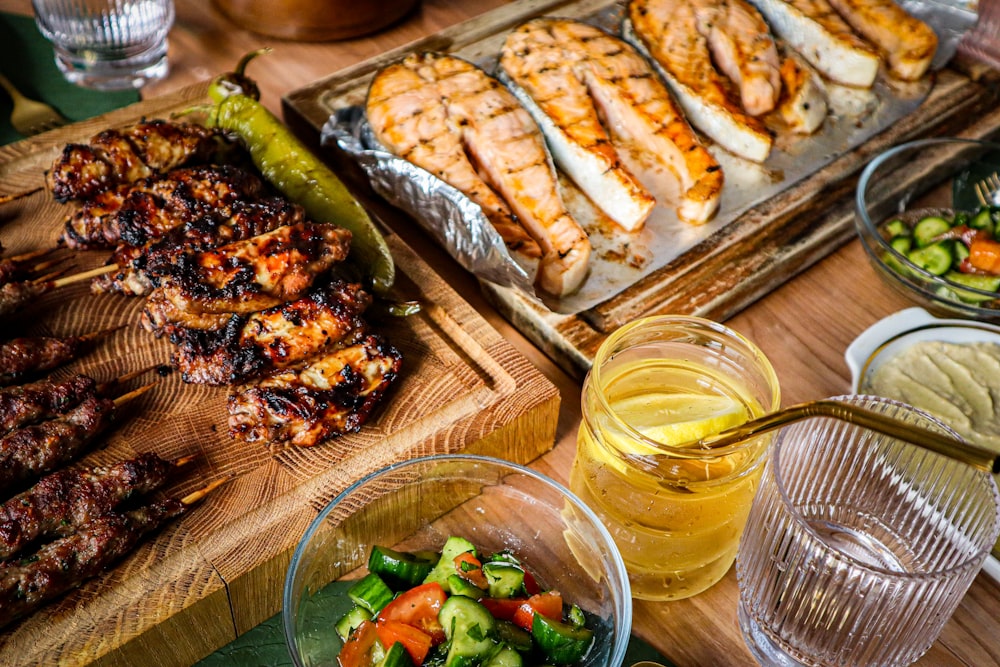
[571,316,780,601]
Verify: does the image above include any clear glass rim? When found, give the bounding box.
[770,395,1000,579]
[281,453,634,667]
[854,137,1000,305]
[588,314,781,460]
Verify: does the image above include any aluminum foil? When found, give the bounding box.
[319,2,977,316]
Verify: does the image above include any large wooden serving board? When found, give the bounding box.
[0,83,559,666]
[282,0,1000,380]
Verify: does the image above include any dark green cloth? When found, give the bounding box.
[0,12,139,145]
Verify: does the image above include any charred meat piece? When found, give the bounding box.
[0,497,186,629]
[139,289,237,337]
[152,221,352,316]
[0,329,120,387]
[0,374,97,436]
[172,281,372,385]
[46,120,228,202]
[0,280,53,319]
[0,452,181,559]
[0,395,115,496]
[60,165,264,250]
[92,197,307,297]
[228,333,403,448]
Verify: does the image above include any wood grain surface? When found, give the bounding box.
[0,83,559,666]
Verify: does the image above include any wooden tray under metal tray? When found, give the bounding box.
[283,0,1000,379]
[0,83,559,667]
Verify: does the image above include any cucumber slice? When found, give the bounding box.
[439,595,497,667]
[884,218,910,238]
[348,573,395,615]
[944,271,1000,302]
[370,545,438,590]
[531,614,595,666]
[913,215,952,248]
[335,605,374,641]
[423,536,477,592]
[378,641,416,667]
[970,208,994,232]
[907,243,954,276]
[483,645,523,667]
[483,562,525,599]
[494,620,534,653]
[448,573,486,599]
[889,235,912,255]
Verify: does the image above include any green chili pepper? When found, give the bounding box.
[208,67,395,295]
[208,48,269,104]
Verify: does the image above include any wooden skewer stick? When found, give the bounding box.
[173,454,197,468]
[50,263,119,289]
[112,381,157,408]
[5,248,55,264]
[181,477,230,506]
[78,325,127,344]
[95,365,159,396]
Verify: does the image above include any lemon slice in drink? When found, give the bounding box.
[612,392,749,452]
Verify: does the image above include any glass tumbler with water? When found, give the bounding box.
[571,315,781,601]
[32,0,174,90]
[736,395,1000,667]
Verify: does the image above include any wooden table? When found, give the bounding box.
[3,0,999,665]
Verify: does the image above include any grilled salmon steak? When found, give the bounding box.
[500,17,722,226]
[825,0,937,81]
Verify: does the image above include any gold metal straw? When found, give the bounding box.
[690,399,1000,474]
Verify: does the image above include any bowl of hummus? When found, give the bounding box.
[845,306,1000,581]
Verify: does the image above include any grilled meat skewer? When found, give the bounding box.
[170,281,372,385]
[60,165,264,250]
[152,221,352,316]
[0,384,152,496]
[0,264,118,319]
[46,120,230,203]
[0,249,59,286]
[0,326,122,386]
[0,374,97,436]
[92,196,307,297]
[0,479,224,630]
[0,452,190,559]
[228,333,403,447]
[0,368,153,435]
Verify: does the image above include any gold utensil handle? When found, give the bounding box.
[694,399,1000,474]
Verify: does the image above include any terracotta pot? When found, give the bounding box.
[212,0,420,41]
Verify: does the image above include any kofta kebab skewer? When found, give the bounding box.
[0,383,155,496]
[0,264,118,318]
[0,367,157,436]
[0,324,124,386]
[0,452,194,559]
[0,477,227,630]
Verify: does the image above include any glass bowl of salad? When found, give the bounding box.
[282,454,633,667]
[855,137,1000,321]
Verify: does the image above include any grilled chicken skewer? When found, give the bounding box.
[0,452,192,559]
[151,221,352,316]
[59,165,264,250]
[229,333,403,448]
[0,478,224,630]
[0,368,154,436]
[0,384,153,496]
[166,281,372,385]
[46,120,231,203]
[92,196,307,297]
[0,326,122,387]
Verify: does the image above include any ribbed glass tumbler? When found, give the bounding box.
[736,395,1000,667]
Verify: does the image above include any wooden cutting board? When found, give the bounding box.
[282,0,1000,380]
[0,83,559,666]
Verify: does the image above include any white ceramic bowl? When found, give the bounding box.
[845,307,1000,582]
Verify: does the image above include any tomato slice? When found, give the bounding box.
[376,619,434,666]
[376,582,447,644]
[512,591,563,631]
[480,596,526,621]
[338,619,379,667]
[522,569,541,596]
[453,552,488,589]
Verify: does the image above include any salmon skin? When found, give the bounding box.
[825,0,937,81]
[626,0,775,163]
[367,52,591,297]
[500,17,723,226]
[745,0,881,87]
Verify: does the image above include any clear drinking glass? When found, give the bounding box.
[736,394,1000,667]
[571,315,781,601]
[32,0,174,90]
